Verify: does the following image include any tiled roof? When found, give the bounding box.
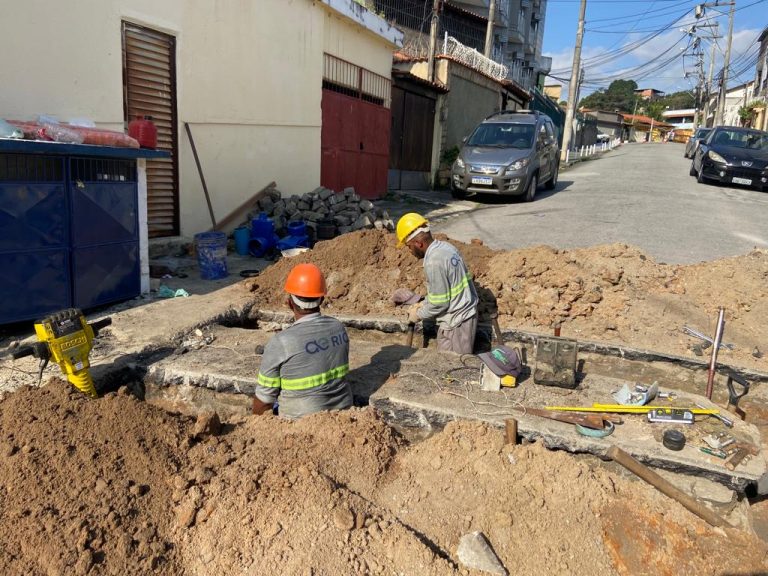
[622,114,673,128]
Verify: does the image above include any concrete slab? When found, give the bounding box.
[133,320,766,493]
[368,352,766,493]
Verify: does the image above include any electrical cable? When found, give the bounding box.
[550,9,694,75]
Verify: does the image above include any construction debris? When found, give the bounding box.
[457,531,508,575]
[246,230,768,371]
[244,185,395,242]
[0,383,765,575]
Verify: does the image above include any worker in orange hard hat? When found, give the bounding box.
[396,213,479,354]
[252,263,353,419]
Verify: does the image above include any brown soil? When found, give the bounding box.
[1,381,766,575]
[247,230,768,371]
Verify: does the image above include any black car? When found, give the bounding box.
[690,127,768,192]
[684,127,711,158]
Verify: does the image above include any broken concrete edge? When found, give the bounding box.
[248,310,768,382]
[145,364,257,396]
[252,309,413,334]
[368,396,762,494]
[500,328,768,384]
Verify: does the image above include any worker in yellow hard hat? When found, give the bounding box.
[252,263,353,419]
[396,213,478,353]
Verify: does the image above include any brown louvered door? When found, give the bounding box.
[122,22,179,237]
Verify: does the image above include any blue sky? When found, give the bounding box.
[543,0,768,98]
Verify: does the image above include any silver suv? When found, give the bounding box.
[451,110,560,201]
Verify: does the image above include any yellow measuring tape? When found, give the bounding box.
[546,404,720,415]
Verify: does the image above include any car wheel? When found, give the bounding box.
[451,187,467,200]
[544,162,559,190]
[696,164,707,184]
[525,173,537,202]
[689,162,697,176]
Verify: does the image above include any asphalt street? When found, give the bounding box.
[434,142,768,264]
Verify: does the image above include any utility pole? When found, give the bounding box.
[561,0,587,162]
[702,40,717,126]
[427,0,442,82]
[715,1,735,125]
[484,0,497,58]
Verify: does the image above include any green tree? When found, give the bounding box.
[578,79,640,113]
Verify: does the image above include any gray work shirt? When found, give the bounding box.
[418,240,478,329]
[255,313,352,419]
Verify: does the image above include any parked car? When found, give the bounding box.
[451,110,560,202]
[684,127,712,158]
[690,126,768,192]
[596,133,611,143]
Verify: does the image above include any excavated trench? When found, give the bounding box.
[107,309,764,445]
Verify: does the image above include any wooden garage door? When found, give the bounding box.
[390,86,436,172]
[122,22,179,237]
[321,54,391,199]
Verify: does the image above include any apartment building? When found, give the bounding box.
[369,0,551,90]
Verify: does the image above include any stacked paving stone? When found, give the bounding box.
[246,186,395,239]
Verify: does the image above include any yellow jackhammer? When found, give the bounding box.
[11,308,111,397]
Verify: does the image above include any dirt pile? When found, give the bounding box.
[246,230,768,370]
[1,385,765,575]
[0,381,190,575]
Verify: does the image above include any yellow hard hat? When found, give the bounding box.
[396,212,428,247]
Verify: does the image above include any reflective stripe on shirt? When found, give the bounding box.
[278,363,349,390]
[427,272,471,304]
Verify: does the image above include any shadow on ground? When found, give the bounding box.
[347,344,419,404]
[462,179,574,206]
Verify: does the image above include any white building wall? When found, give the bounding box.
[0,0,399,236]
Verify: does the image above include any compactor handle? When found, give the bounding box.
[11,347,34,360]
[10,342,48,360]
[90,317,112,335]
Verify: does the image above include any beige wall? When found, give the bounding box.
[0,0,395,236]
[323,10,394,79]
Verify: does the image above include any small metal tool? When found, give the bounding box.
[682,325,735,350]
[699,447,727,459]
[695,403,734,428]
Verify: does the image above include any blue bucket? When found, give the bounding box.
[194,231,228,280]
[233,227,250,256]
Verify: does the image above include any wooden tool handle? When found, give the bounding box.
[607,446,732,529]
[406,323,415,348]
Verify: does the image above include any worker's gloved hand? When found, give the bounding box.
[252,397,273,415]
[407,304,421,325]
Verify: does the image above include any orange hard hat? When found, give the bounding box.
[284,263,327,298]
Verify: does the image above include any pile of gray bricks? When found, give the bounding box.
[247,186,395,238]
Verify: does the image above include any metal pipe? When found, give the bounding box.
[607,446,732,528]
[705,307,726,399]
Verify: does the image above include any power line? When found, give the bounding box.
[587,0,697,23]
[550,8,694,74]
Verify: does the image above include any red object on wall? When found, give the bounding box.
[321,90,390,199]
[128,115,158,149]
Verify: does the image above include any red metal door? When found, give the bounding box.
[321,89,390,199]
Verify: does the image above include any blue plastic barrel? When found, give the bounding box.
[194,231,228,280]
[287,220,306,237]
[233,227,250,256]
